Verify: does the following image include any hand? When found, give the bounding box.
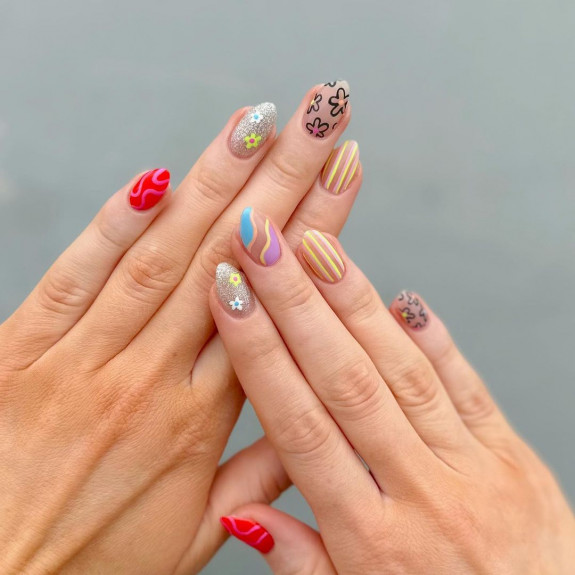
[0,82,360,573]
[211,211,575,574]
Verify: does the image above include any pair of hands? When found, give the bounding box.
[1,79,573,574]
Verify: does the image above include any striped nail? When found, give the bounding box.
[321,140,360,194]
[220,516,274,554]
[301,230,345,283]
[240,207,281,266]
[130,169,170,210]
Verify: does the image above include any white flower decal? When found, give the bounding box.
[229,296,244,311]
[250,111,263,124]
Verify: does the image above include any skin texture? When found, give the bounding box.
[0,84,363,574]
[211,220,575,575]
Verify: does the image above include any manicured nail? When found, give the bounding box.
[130,169,170,211]
[303,80,350,139]
[230,102,277,158]
[321,140,360,194]
[396,290,429,330]
[240,207,281,266]
[301,230,345,283]
[215,263,253,316]
[220,516,274,554]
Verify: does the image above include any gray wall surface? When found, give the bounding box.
[1,1,573,573]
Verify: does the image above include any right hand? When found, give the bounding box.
[0,81,359,573]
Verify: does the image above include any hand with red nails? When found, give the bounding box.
[210,211,575,574]
[0,83,362,573]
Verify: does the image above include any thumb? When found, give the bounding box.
[221,503,336,575]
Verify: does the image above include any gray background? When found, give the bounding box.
[0,1,574,573]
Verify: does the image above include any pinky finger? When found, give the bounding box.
[1,169,171,369]
[221,504,336,575]
[389,290,514,446]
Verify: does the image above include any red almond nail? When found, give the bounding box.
[220,516,275,554]
[130,168,170,211]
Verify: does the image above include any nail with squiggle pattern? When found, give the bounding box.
[220,516,274,554]
[395,290,429,330]
[321,140,359,194]
[240,207,281,266]
[301,230,345,283]
[130,169,170,211]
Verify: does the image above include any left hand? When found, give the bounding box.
[210,208,575,574]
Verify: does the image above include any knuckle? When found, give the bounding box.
[38,271,91,314]
[273,281,316,315]
[263,149,309,193]
[122,246,181,297]
[387,355,441,410]
[457,384,498,424]
[343,284,381,326]
[194,238,233,293]
[93,203,128,252]
[191,162,232,207]
[274,404,335,462]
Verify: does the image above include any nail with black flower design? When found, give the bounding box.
[394,290,429,331]
[303,80,350,139]
[215,263,254,316]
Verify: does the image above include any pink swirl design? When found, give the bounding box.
[220,515,274,554]
[129,168,170,211]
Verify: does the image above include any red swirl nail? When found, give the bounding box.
[130,168,170,211]
[220,516,274,554]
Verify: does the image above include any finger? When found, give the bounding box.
[389,291,514,445]
[220,505,335,575]
[125,81,353,374]
[228,209,434,493]
[297,233,476,463]
[0,170,171,370]
[57,104,277,368]
[209,266,379,518]
[177,437,292,573]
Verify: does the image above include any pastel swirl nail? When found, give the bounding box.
[215,262,253,316]
[130,168,170,211]
[303,80,350,139]
[230,102,277,158]
[396,290,429,330]
[321,140,360,194]
[240,207,281,266]
[220,516,274,554]
[302,230,345,283]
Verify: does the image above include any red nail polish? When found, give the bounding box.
[130,168,170,210]
[220,516,274,554]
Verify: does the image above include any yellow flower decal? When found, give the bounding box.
[229,273,242,287]
[244,133,262,149]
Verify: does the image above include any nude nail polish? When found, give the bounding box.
[215,263,253,316]
[396,290,429,330]
[302,230,345,283]
[229,102,277,158]
[240,207,281,266]
[130,168,170,211]
[321,140,360,194]
[220,516,274,554]
[303,80,350,139]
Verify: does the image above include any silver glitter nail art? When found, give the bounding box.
[216,262,253,315]
[229,102,277,158]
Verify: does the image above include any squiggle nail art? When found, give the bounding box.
[302,230,345,283]
[220,516,274,554]
[216,263,253,316]
[130,168,170,211]
[303,80,350,138]
[397,290,429,330]
[240,207,281,266]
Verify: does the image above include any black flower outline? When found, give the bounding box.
[306,117,329,138]
[306,93,322,114]
[328,87,349,117]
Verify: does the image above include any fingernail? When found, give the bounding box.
[301,230,345,283]
[130,168,170,211]
[216,263,253,316]
[230,102,277,158]
[396,290,429,330]
[220,516,274,554]
[240,207,281,266]
[303,80,350,139]
[321,140,360,194]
